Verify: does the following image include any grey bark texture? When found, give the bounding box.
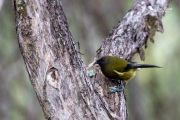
[13,0,170,120]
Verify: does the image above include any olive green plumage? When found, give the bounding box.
[94,56,160,81]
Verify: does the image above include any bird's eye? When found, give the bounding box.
[99,58,107,63]
[100,58,105,62]
[96,57,108,65]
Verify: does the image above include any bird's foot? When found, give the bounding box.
[109,86,124,93]
[109,81,125,93]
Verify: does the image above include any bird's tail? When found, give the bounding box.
[133,64,161,68]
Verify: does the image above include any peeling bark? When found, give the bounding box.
[13,0,170,120]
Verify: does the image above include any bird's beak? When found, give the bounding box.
[93,60,98,65]
[88,60,98,68]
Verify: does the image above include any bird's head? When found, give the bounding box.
[93,56,110,67]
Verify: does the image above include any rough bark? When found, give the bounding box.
[13,0,170,120]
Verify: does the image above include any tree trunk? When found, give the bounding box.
[13,0,170,120]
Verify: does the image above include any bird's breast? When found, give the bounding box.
[120,69,136,81]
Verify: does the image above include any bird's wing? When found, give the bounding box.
[128,61,137,64]
[123,63,134,72]
[114,70,124,76]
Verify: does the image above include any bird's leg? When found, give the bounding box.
[118,80,125,90]
[109,80,125,93]
[110,79,116,83]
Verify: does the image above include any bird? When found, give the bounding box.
[94,55,161,92]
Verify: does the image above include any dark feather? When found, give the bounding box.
[124,63,161,72]
[132,64,161,68]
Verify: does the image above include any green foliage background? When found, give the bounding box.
[0,0,179,120]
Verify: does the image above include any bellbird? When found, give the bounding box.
[94,55,161,92]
